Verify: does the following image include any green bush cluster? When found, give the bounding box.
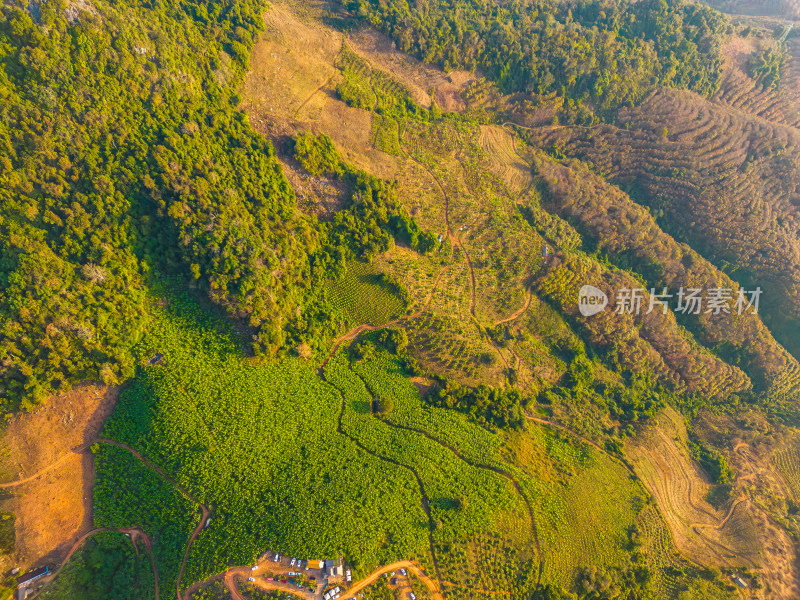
[427,381,525,431]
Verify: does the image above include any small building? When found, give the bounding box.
[325,559,343,578]
[731,575,748,589]
[17,566,49,588]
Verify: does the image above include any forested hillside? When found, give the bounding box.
[346,0,731,118]
[0,0,432,411]
[6,0,800,597]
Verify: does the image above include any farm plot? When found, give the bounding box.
[773,442,800,499]
[324,261,407,327]
[348,351,690,596]
[98,296,431,590]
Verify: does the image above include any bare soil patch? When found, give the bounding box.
[241,3,400,188]
[1,383,118,570]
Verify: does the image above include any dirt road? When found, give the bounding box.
[318,265,449,370]
[340,561,443,600]
[493,288,533,326]
[0,442,93,489]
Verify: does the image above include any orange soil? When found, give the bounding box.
[2,384,118,570]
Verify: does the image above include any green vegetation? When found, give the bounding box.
[87,291,711,597]
[11,0,799,596]
[324,262,407,327]
[371,113,402,155]
[345,0,730,118]
[688,438,734,485]
[101,295,429,587]
[39,532,154,600]
[0,512,13,555]
[0,0,441,410]
[292,131,345,178]
[426,380,525,430]
[0,0,316,408]
[750,46,788,89]
[93,443,197,595]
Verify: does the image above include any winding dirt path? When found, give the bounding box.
[176,505,211,600]
[320,372,448,598]
[95,439,212,600]
[493,288,533,327]
[691,495,749,531]
[15,435,211,600]
[341,560,443,600]
[0,442,93,489]
[32,527,159,600]
[401,147,477,316]
[354,372,542,568]
[319,265,449,370]
[191,559,443,600]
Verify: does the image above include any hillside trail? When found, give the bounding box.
[493,288,533,327]
[176,504,211,600]
[341,560,443,600]
[691,495,749,531]
[95,438,212,600]
[318,265,449,370]
[398,140,477,315]
[0,441,93,489]
[30,526,159,600]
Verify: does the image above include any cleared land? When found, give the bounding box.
[0,384,118,571]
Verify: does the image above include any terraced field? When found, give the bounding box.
[526,85,800,381]
[626,409,761,569]
[773,442,800,499]
[714,36,800,129]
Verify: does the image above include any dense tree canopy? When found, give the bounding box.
[345,0,730,118]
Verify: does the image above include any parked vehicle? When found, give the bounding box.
[400,568,407,576]
[290,558,296,567]
[248,577,255,582]
[274,553,280,562]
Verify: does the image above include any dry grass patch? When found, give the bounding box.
[626,407,761,570]
[347,27,475,112]
[477,125,532,196]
